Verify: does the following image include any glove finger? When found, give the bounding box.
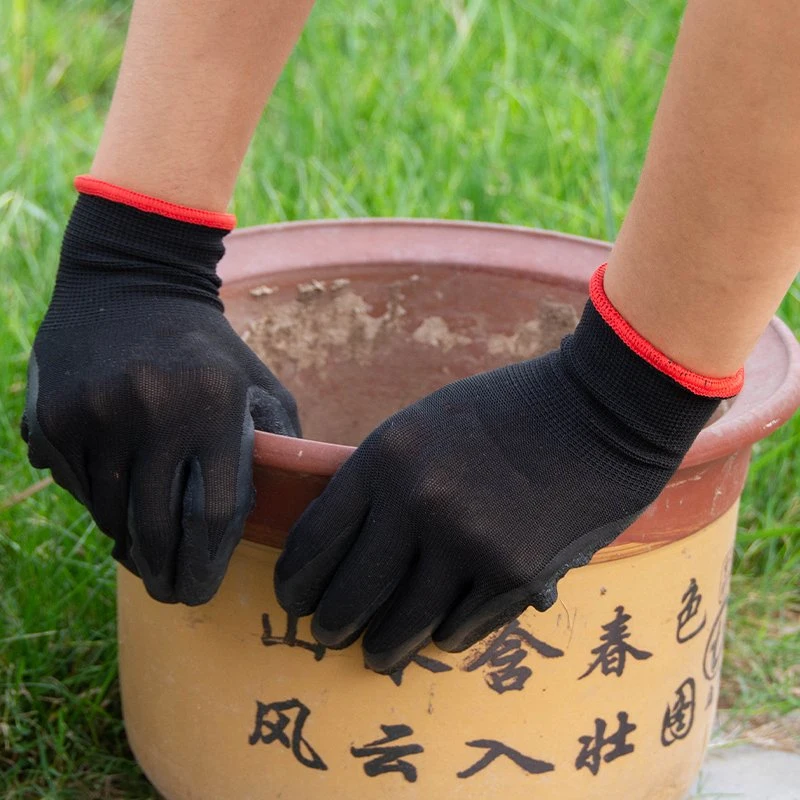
[248,384,300,438]
[273,456,369,617]
[35,443,89,506]
[89,453,139,575]
[270,380,302,438]
[362,557,468,674]
[170,390,260,604]
[128,388,257,605]
[174,443,253,606]
[127,453,187,603]
[22,353,47,469]
[247,354,302,437]
[22,352,89,503]
[89,454,131,542]
[310,508,414,650]
[433,582,537,654]
[111,537,141,578]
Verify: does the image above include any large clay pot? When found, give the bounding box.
[117,220,800,800]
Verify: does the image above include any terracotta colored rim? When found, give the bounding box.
[218,218,800,478]
[254,316,800,476]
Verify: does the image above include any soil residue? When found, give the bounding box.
[486,300,579,359]
[243,275,582,443]
[245,280,407,373]
[246,276,579,375]
[411,316,471,352]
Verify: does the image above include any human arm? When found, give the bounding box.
[22,0,315,604]
[605,0,800,375]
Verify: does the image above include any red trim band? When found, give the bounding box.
[590,263,744,397]
[74,175,236,230]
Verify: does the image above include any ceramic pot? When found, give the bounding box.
[117,219,800,800]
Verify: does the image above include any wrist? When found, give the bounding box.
[590,263,744,397]
[44,182,231,327]
[74,175,236,230]
[62,190,227,281]
[560,266,741,457]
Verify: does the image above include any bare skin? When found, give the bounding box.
[604,0,800,377]
[91,0,316,212]
[90,0,798,379]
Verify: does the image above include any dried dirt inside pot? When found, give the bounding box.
[240,266,580,445]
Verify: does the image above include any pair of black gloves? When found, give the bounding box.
[23,179,740,674]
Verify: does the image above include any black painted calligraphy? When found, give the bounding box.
[676,578,706,644]
[702,600,727,681]
[248,698,327,770]
[575,712,637,776]
[661,678,696,746]
[456,739,555,779]
[262,612,326,661]
[387,653,453,687]
[719,547,733,602]
[579,606,652,679]
[464,619,565,693]
[350,724,424,782]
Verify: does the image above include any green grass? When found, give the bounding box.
[1,0,798,795]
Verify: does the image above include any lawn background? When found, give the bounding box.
[1,0,798,796]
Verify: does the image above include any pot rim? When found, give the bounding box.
[218,218,800,478]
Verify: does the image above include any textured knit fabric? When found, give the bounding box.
[22,192,300,605]
[274,298,731,674]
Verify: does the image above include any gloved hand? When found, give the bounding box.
[274,264,742,674]
[22,176,300,605]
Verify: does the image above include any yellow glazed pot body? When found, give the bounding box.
[118,502,737,800]
[117,220,800,799]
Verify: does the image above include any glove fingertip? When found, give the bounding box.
[272,540,325,617]
[248,385,299,437]
[111,535,140,578]
[434,588,534,654]
[175,457,221,605]
[273,459,370,615]
[363,639,429,676]
[273,536,345,618]
[273,577,317,618]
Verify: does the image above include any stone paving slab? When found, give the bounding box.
[689,745,800,799]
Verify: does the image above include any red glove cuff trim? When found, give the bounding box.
[590,263,744,397]
[74,175,236,230]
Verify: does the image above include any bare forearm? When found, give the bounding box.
[91,0,315,211]
[605,0,800,377]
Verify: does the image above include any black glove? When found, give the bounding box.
[274,264,742,674]
[22,177,300,605]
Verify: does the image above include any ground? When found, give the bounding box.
[1,0,798,796]
[692,739,800,799]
